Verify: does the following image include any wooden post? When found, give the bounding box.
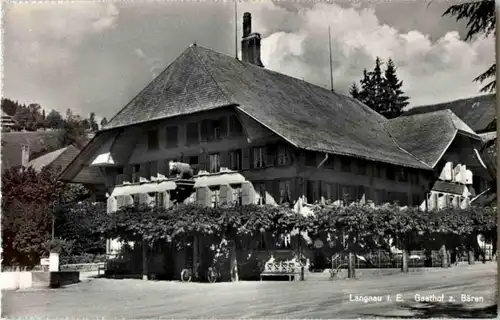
[401,249,409,273]
[440,244,448,268]
[348,252,355,279]
[230,240,239,282]
[142,239,148,280]
[193,234,198,280]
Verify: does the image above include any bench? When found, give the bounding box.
[260,261,298,281]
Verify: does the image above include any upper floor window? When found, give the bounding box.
[324,156,335,170]
[201,118,228,142]
[252,147,265,168]
[132,164,140,183]
[356,160,367,175]
[210,187,220,208]
[373,164,382,178]
[229,115,243,137]
[186,122,199,145]
[229,150,242,170]
[231,184,243,205]
[277,145,289,166]
[209,153,220,173]
[340,157,351,172]
[147,129,159,151]
[305,152,316,167]
[386,166,395,180]
[397,168,408,182]
[165,126,178,149]
[306,180,318,204]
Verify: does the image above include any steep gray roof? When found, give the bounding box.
[103,45,429,169]
[403,94,495,133]
[387,110,479,168]
[28,145,78,172]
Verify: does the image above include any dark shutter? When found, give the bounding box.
[265,144,276,167]
[242,148,250,170]
[219,117,228,138]
[201,120,210,142]
[220,151,229,169]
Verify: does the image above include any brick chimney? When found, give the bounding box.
[241,12,264,67]
[21,145,30,167]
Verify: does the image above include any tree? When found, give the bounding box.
[1,98,18,116]
[353,58,410,118]
[349,83,360,99]
[382,59,409,118]
[100,117,108,128]
[60,110,88,149]
[46,109,63,129]
[443,0,495,92]
[2,166,59,267]
[88,112,99,131]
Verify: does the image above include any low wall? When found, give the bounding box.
[1,272,33,290]
[60,263,105,272]
[2,271,80,290]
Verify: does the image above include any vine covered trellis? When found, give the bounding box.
[94,203,496,253]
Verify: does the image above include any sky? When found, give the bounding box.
[2,0,495,120]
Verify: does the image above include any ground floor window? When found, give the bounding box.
[210,187,220,208]
[231,184,242,205]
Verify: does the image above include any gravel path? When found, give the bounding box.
[2,263,496,319]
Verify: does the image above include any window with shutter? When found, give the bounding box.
[210,187,220,208]
[397,168,408,182]
[255,183,266,205]
[165,126,178,148]
[266,144,277,166]
[201,119,213,142]
[186,122,199,145]
[305,152,316,167]
[231,184,243,205]
[324,156,334,170]
[252,147,265,168]
[277,145,289,166]
[212,117,227,139]
[373,164,382,178]
[209,153,220,173]
[356,160,367,175]
[340,157,351,172]
[386,166,395,180]
[147,129,159,150]
[279,181,292,204]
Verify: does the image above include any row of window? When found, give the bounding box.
[305,153,421,185]
[115,145,291,185]
[147,115,244,151]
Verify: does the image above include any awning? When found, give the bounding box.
[110,180,177,197]
[194,172,246,188]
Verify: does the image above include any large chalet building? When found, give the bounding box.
[60,13,491,256]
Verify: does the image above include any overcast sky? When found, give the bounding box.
[2,0,495,120]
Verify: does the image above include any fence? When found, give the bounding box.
[329,248,495,270]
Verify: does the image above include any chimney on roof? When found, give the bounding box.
[21,145,30,167]
[241,12,264,67]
